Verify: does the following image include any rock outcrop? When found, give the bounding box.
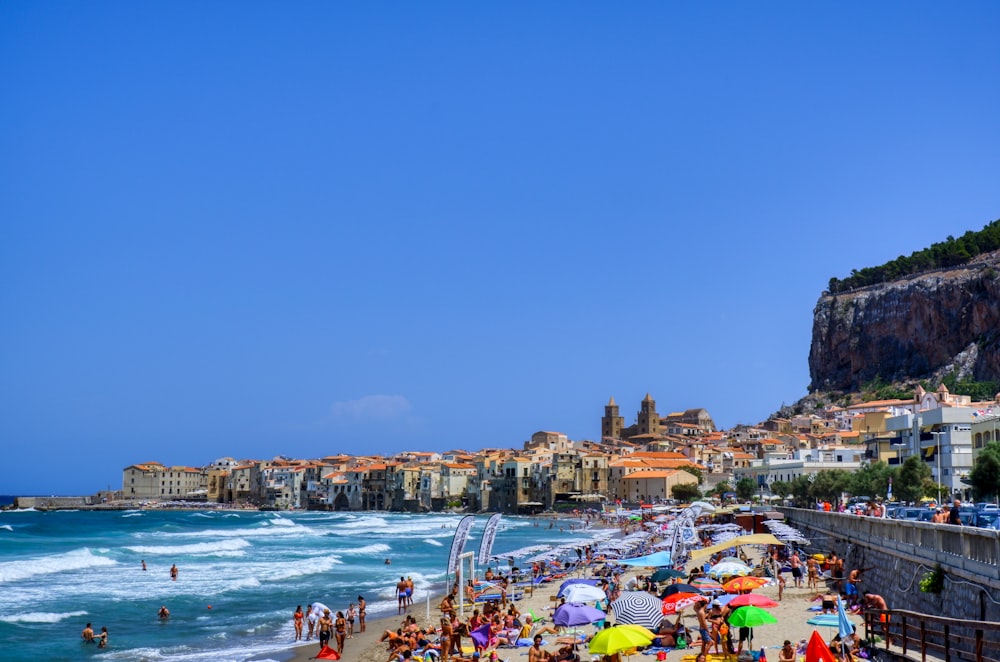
[809,251,1000,391]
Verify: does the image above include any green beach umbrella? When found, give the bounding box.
[650,568,685,583]
[727,605,778,628]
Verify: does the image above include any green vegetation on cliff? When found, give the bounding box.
[827,219,1000,294]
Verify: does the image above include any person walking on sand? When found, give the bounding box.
[406,575,415,607]
[170,564,178,581]
[346,602,356,638]
[334,610,347,654]
[790,551,802,589]
[293,605,304,641]
[357,595,367,633]
[317,608,333,650]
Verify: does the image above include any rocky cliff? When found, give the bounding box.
[808,250,1000,391]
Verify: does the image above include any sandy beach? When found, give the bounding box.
[275,547,865,662]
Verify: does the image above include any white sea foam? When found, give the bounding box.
[0,548,115,583]
[0,609,88,624]
[159,523,314,539]
[266,516,295,527]
[125,539,251,556]
[0,524,13,532]
[122,512,144,518]
[422,538,443,546]
[340,543,390,555]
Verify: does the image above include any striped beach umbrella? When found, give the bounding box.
[691,578,725,592]
[610,591,664,630]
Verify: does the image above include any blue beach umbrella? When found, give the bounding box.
[557,578,600,597]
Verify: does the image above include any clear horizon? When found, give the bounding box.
[3,2,1000,495]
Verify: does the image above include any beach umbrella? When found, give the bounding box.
[562,583,607,603]
[728,594,778,608]
[728,605,778,650]
[660,583,703,597]
[836,597,853,640]
[690,578,725,592]
[617,624,658,639]
[723,576,768,593]
[806,630,837,662]
[650,568,685,583]
[807,614,842,627]
[619,551,674,567]
[557,578,599,597]
[728,605,778,628]
[588,625,654,656]
[554,602,607,627]
[610,592,664,630]
[661,594,709,615]
[708,561,752,578]
[710,594,737,608]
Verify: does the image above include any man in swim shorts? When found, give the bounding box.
[317,608,333,650]
[397,577,409,613]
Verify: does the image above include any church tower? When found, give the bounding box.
[637,393,660,436]
[602,397,624,440]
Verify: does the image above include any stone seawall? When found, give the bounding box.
[13,496,94,509]
[778,507,1000,658]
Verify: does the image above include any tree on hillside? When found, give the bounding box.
[896,456,934,503]
[967,442,1000,501]
[672,482,702,503]
[850,461,898,499]
[735,477,757,502]
[680,466,704,485]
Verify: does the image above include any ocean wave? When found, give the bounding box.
[122,512,144,518]
[159,524,315,539]
[0,609,88,624]
[324,516,388,530]
[266,517,295,527]
[0,548,115,583]
[339,543,390,555]
[0,524,13,532]
[422,538,443,546]
[125,539,251,556]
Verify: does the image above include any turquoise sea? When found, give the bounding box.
[0,508,600,662]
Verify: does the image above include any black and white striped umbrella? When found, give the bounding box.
[610,591,664,630]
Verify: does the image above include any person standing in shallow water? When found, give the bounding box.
[170,564,178,581]
[293,605,303,641]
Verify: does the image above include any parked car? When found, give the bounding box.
[975,511,1000,529]
[894,507,924,521]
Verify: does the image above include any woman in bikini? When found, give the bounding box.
[334,610,347,653]
[293,605,304,641]
[357,595,367,633]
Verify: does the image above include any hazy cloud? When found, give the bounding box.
[331,395,412,420]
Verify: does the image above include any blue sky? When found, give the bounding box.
[3,3,999,495]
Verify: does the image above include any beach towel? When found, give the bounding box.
[316,645,341,660]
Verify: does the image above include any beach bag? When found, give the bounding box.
[677,634,687,649]
[657,652,667,661]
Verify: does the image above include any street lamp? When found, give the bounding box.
[930,430,945,506]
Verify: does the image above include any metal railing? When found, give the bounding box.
[864,609,1000,662]
[776,508,1000,578]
